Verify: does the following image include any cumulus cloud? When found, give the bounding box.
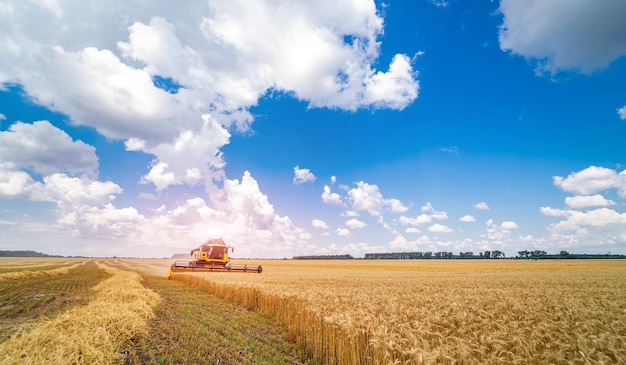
[321,185,343,206]
[399,214,431,226]
[0,121,98,178]
[348,181,384,216]
[565,194,616,209]
[484,219,517,240]
[0,0,419,196]
[0,160,144,241]
[500,221,519,230]
[0,113,6,120]
[473,202,490,210]
[428,223,453,233]
[336,227,351,237]
[293,165,316,185]
[540,206,568,217]
[0,0,419,252]
[343,181,410,217]
[345,218,367,229]
[553,166,626,197]
[618,106,626,120]
[460,215,476,222]
[385,198,410,213]
[541,166,626,249]
[548,208,626,233]
[498,0,626,74]
[312,219,329,229]
[398,203,447,226]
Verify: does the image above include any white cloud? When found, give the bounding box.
[336,227,351,237]
[293,165,316,185]
[540,206,568,217]
[361,54,418,110]
[342,210,360,218]
[0,113,5,120]
[474,202,490,210]
[549,208,626,234]
[347,181,384,216]
[405,227,420,234]
[399,214,431,226]
[345,218,367,229]
[460,215,476,222]
[553,166,625,197]
[399,203,447,227]
[421,202,435,212]
[485,219,517,240]
[136,114,231,191]
[428,223,453,233]
[565,194,616,209]
[618,106,626,120]
[498,0,626,74]
[500,221,519,230]
[540,167,626,250]
[0,121,98,178]
[389,235,411,250]
[385,198,410,213]
[312,219,329,229]
[0,0,418,195]
[0,163,47,200]
[321,185,343,206]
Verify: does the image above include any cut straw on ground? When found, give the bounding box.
[0,262,161,365]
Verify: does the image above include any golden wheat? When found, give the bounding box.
[165,259,626,365]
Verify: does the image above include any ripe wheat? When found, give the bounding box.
[170,259,626,364]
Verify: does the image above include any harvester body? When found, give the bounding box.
[168,238,262,278]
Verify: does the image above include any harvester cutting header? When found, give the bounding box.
[168,238,262,278]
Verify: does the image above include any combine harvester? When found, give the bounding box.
[168,238,262,278]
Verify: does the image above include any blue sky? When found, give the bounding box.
[1,0,625,258]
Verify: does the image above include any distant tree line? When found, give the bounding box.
[364,250,626,260]
[516,250,626,260]
[365,250,506,259]
[0,250,62,257]
[293,254,354,260]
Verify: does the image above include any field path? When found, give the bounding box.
[125,274,313,365]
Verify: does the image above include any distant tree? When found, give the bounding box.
[492,250,504,259]
[518,250,530,259]
[560,250,570,257]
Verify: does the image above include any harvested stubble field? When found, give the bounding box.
[156,259,626,365]
[0,258,311,365]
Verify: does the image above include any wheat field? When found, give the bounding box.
[160,259,626,364]
[1,258,625,364]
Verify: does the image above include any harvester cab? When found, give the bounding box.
[168,238,262,278]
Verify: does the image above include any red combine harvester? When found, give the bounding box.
[168,238,262,278]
